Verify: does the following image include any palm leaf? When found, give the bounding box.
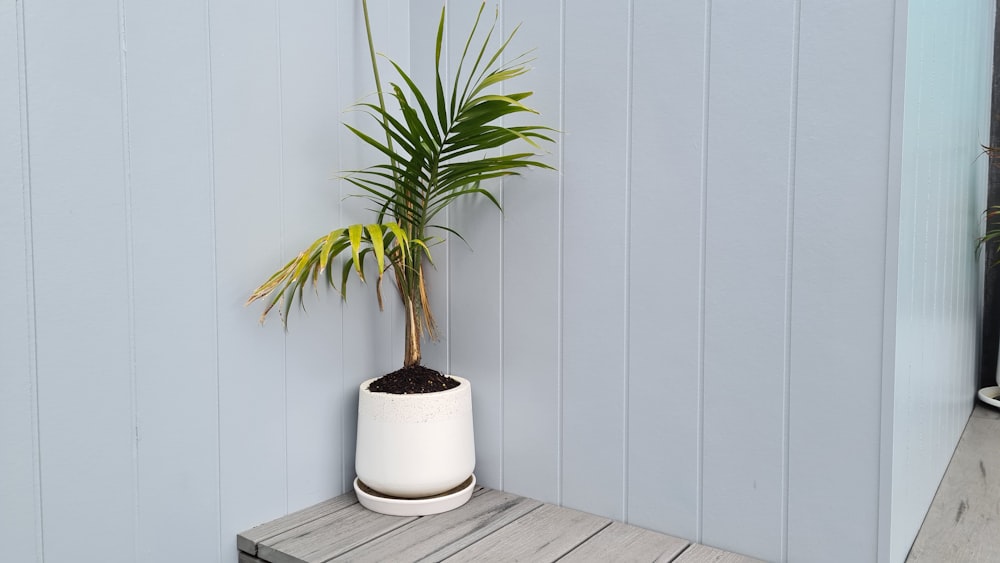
[247,1,556,367]
[388,62,442,145]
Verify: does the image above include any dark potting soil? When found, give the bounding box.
[367,364,459,394]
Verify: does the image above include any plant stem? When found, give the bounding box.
[403,296,421,367]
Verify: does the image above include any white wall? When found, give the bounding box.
[1,1,400,561]
[0,1,992,562]
[454,1,898,561]
[886,1,995,561]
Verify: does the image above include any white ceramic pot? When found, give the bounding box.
[355,375,475,499]
[982,349,1000,407]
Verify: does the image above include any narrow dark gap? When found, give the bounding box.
[666,542,696,562]
[979,0,1000,390]
[549,520,614,562]
[431,502,546,561]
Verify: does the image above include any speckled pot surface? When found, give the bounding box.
[355,375,475,499]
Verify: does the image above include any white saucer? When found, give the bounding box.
[353,475,476,516]
[978,386,1000,408]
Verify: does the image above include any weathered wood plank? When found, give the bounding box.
[906,406,1000,562]
[559,521,690,562]
[237,493,358,555]
[258,502,416,563]
[673,543,766,562]
[238,487,764,563]
[329,488,542,562]
[239,552,269,563]
[442,502,611,562]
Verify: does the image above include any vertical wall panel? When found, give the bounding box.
[409,2,450,374]
[889,1,994,561]
[501,0,562,505]
[447,0,505,490]
[788,2,895,562]
[878,1,909,559]
[124,1,220,561]
[278,0,347,511]
[382,0,409,371]
[339,0,406,494]
[626,0,707,539]
[701,2,795,559]
[0,1,40,561]
[340,0,398,382]
[561,0,629,520]
[210,1,287,558]
[23,1,136,560]
[377,0,410,375]
[337,0,372,494]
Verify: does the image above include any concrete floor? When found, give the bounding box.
[906,405,1000,562]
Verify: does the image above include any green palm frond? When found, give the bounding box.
[978,206,1000,264]
[247,1,555,366]
[247,223,410,323]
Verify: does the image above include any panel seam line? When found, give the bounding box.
[115,3,140,561]
[557,0,566,507]
[204,0,224,559]
[274,0,289,514]
[16,0,44,558]
[696,0,713,544]
[781,1,803,560]
[498,1,506,492]
[622,0,636,523]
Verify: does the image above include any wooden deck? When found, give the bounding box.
[238,404,1000,562]
[906,405,1000,562]
[238,487,763,562]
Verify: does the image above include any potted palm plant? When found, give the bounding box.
[978,145,1000,408]
[246,2,554,515]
